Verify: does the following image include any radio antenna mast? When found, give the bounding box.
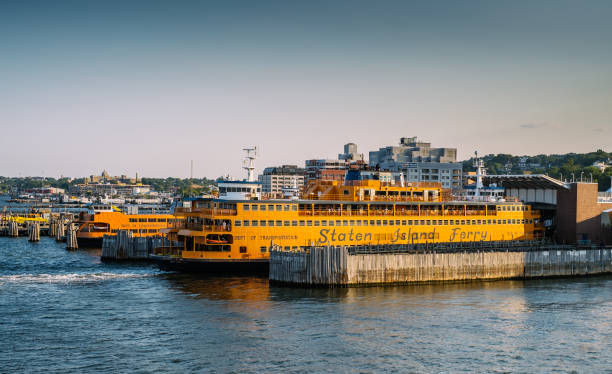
[242,146,257,182]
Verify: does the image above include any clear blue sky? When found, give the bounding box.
[1,0,611,178]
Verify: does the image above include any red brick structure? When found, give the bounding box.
[556,183,612,244]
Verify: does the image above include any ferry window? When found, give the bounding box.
[129,218,137,222]
[343,220,348,226]
[426,220,431,225]
[487,220,491,225]
[252,221,258,226]
[382,220,388,226]
[235,220,241,227]
[336,220,342,226]
[512,219,516,224]
[243,220,249,227]
[251,204,258,211]
[343,190,349,195]
[284,221,290,226]
[111,229,118,233]
[407,220,413,225]
[432,220,437,225]
[299,220,305,226]
[260,205,266,211]
[437,220,443,225]
[276,205,282,211]
[497,220,501,224]
[350,220,355,226]
[376,220,381,226]
[149,229,157,233]
[369,220,375,225]
[240,246,247,253]
[260,246,267,253]
[502,220,507,224]
[401,220,406,225]
[460,220,465,225]
[497,206,501,211]
[363,220,368,226]
[243,205,249,211]
[158,218,167,222]
[420,220,425,225]
[268,220,274,226]
[148,218,155,222]
[268,205,274,211]
[284,205,290,211]
[512,206,516,211]
[321,221,327,226]
[260,220,267,227]
[314,221,320,226]
[292,246,298,250]
[444,220,448,225]
[529,219,533,224]
[139,218,147,222]
[395,220,400,225]
[284,246,290,251]
[292,205,297,211]
[356,220,361,226]
[292,221,298,226]
[307,220,312,226]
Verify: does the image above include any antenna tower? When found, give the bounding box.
[242,146,258,182]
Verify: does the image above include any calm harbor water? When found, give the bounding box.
[2,237,612,373]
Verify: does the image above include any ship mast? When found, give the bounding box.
[242,146,257,182]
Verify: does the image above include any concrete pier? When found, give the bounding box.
[269,242,612,287]
[101,230,170,260]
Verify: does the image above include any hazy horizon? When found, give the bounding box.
[2,0,611,179]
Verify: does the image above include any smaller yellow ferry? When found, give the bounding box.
[76,205,177,248]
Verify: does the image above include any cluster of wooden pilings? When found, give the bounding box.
[28,222,41,242]
[101,230,170,260]
[0,213,79,250]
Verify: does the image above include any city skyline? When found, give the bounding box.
[1,0,611,178]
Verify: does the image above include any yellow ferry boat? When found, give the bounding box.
[76,205,177,248]
[153,173,542,271]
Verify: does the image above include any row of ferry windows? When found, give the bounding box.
[241,204,528,212]
[109,229,161,233]
[243,204,297,212]
[498,205,529,211]
[234,218,534,227]
[128,218,182,223]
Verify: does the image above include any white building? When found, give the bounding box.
[258,165,305,195]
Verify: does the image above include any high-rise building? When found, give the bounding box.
[369,137,462,189]
[305,143,367,183]
[258,165,305,195]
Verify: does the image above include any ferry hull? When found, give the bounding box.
[150,255,269,274]
[77,237,103,249]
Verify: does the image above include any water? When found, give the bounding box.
[2,237,612,373]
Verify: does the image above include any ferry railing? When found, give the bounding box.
[343,240,576,255]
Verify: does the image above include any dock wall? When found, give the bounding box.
[270,245,612,286]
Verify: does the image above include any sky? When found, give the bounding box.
[1,0,611,179]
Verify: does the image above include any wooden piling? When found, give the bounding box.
[66,224,78,250]
[8,221,18,237]
[55,219,65,242]
[28,222,40,242]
